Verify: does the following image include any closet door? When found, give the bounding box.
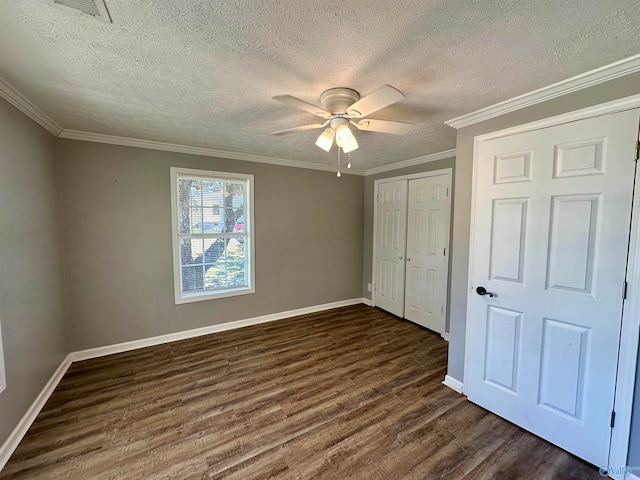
[375,180,408,317]
[404,174,450,333]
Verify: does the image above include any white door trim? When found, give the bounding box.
[372,168,453,332]
[465,94,640,474]
[611,136,640,478]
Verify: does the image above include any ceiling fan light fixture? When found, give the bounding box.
[335,124,352,147]
[315,128,335,152]
[341,135,359,153]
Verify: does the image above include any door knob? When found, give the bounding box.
[406,257,411,262]
[476,286,495,297]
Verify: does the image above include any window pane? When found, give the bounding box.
[203,236,225,290]
[189,207,203,233]
[202,238,226,264]
[203,237,247,289]
[182,265,203,292]
[233,214,245,233]
[178,178,203,234]
[180,238,203,265]
[201,180,224,233]
[224,181,245,233]
[225,237,246,287]
[203,237,227,290]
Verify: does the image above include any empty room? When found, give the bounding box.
[1,1,640,478]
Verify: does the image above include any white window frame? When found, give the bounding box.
[0,318,5,394]
[170,167,255,304]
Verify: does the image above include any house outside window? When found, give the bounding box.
[170,167,254,304]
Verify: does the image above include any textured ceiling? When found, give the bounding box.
[0,0,639,169]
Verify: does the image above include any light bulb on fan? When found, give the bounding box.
[315,128,335,152]
[341,134,358,153]
[335,124,352,147]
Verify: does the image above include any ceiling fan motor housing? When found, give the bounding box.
[320,88,360,114]
[329,117,349,129]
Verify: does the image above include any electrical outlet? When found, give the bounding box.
[367,283,372,292]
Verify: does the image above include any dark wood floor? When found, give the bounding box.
[1,304,600,479]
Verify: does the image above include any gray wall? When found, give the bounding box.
[56,139,364,350]
[446,72,640,465]
[0,99,67,444]
[362,157,455,332]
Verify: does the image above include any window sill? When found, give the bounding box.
[175,286,255,305]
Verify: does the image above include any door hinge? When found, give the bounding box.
[610,410,616,428]
[622,281,628,300]
[446,187,449,197]
[441,305,444,314]
[443,247,446,256]
[635,140,640,161]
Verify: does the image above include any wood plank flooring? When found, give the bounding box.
[0,304,601,479]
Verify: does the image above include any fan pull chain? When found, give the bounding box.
[337,147,341,177]
[347,152,352,169]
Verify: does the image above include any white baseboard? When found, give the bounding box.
[622,472,640,480]
[362,297,372,306]
[442,375,464,394]
[70,298,366,362]
[441,332,450,342]
[0,298,369,472]
[0,354,73,471]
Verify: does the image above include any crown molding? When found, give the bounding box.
[0,77,62,135]
[58,130,365,176]
[445,53,640,129]
[364,149,456,176]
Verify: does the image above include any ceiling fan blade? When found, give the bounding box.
[352,119,412,135]
[273,95,332,119]
[271,122,328,136]
[346,85,405,118]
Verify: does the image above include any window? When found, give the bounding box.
[170,168,254,304]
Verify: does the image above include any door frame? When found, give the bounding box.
[464,93,640,477]
[372,168,453,336]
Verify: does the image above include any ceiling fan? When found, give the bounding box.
[271,85,412,154]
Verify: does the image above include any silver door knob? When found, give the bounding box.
[399,256,403,260]
[407,257,411,261]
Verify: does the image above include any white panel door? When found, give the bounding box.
[466,109,640,467]
[404,174,450,333]
[375,180,408,317]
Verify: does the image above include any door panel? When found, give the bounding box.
[538,317,589,420]
[489,198,528,283]
[467,109,640,466]
[404,174,450,333]
[484,305,522,394]
[375,180,407,316]
[546,194,599,293]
